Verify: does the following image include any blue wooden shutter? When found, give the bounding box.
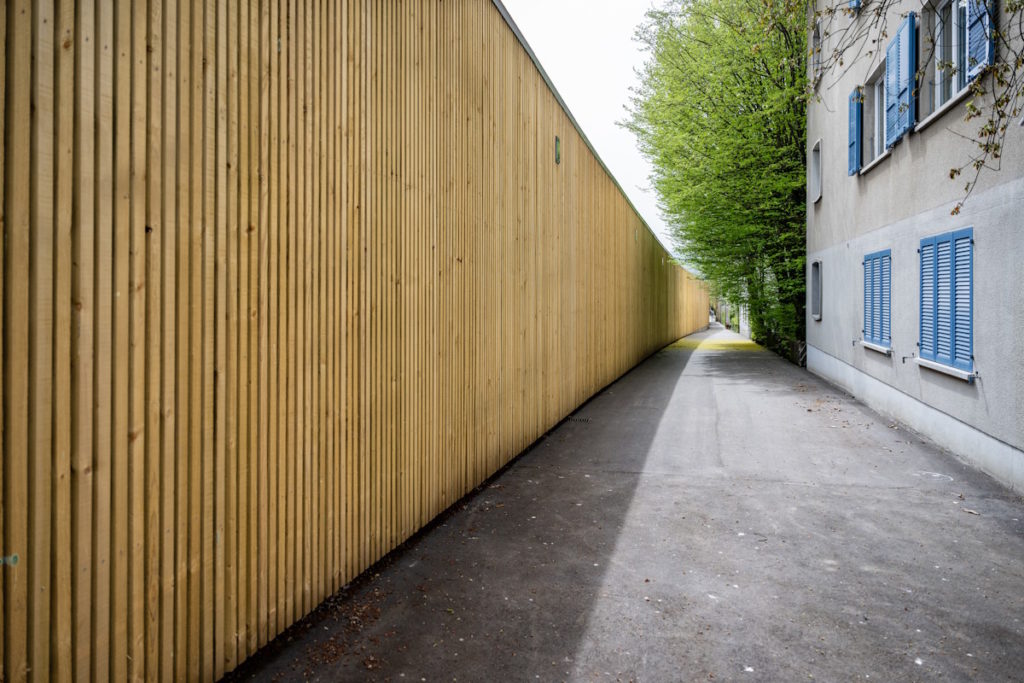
[849,89,862,175]
[920,238,936,360]
[951,228,973,370]
[967,0,993,80]
[864,251,891,347]
[850,0,861,11]
[885,15,917,147]
[921,230,972,369]
[885,32,900,147]
[881,253,891,346]
[898,15,917,137]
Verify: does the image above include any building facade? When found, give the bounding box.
[806,0,1023,490]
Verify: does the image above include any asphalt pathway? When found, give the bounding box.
[227,324,1024,682]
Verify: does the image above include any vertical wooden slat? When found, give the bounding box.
[372,0,381,561]
[230,0,245,667]
[399,0,409,553]
[200,0,217,677]
[0,0,6,674]
[111,0,132,677]
[3,1,30,680]
[284,0,296,630]
[243,0,260,656]
[27,0,54,677]
[272,0,285,638]
[182,0,198,676]
[92,0,115,675]
[144,0,164,677]
[372,0,380,564]
[217,0,233,671]
[342,0,353,584]
[0,0,5,671]
[159,1,179,678]
[357,0,368,576]
[256,0,271,650]
[295,0,307,618]
[307,0,317,612]
[70,0,95,677]
[324,0,334,595]
[315,0,325,605]
[309,0,318,615]
[52,1,74,679]
[174,0,192,677]
[389,0,397,548]
[339,0,347,584]
[128,0,148,679]
[266,0,279,641]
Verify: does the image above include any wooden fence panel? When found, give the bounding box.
[0,1,709,680]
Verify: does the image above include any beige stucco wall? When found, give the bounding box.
[806,0,1024,479]
[808,0,1024,252]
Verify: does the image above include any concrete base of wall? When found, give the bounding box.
[808,345,1024,493]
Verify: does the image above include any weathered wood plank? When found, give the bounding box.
[52,1,75,679]
[28,0,55,677]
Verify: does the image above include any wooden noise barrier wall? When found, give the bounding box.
[0,0,709,679]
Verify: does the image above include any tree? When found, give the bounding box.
[812,0,1023,213]
[626,0,809,356]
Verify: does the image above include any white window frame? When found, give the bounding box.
[872,77,886,159]
[858,61,887,170]
[934,0,969,111]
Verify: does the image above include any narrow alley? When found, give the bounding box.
[229,325,1024,682]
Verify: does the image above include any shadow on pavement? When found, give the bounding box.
[226,333,702,681]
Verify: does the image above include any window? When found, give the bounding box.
[920,0,994,119]
[937,0,961,106]
[848,88,862,175]
[809,139,822,203]
[811,261,822,321]
[872,77,886,157]
[919,228,973,371]
[885,13,917,147]
[859,64,887,165]
[924,0,967,114]
[863,250,891,348]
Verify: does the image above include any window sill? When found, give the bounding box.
[916,357,976,383]
[862,340,892,356]
[859,148,891,176]
[914,86,972,134]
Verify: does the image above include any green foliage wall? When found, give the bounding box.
[627,0,808,351]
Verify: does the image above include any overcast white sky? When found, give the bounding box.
[499,0,676,255]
